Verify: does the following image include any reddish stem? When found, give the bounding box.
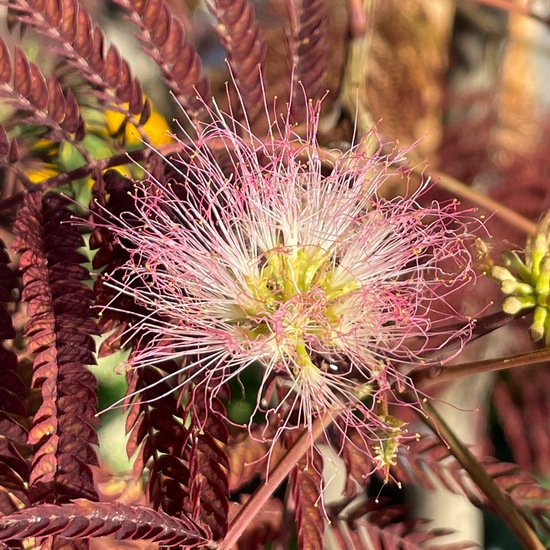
[219,413,330,549]
[420,401,545,550]
[412,165,537,235]
[415,347,550,390]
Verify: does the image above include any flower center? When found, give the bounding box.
[235,245,361,372]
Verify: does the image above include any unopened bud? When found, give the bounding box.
[491,265,515,283]
[503,295,536,315]
[500,250,531,282]
[501,280,534,296]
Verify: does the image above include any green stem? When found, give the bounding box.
[419,401,545,550]
[219,413,330,550]
[415,347,550,390]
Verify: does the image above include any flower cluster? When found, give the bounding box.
[492,211,550,344]
[102,101,478,468]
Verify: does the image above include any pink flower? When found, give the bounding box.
[102,100,478,468]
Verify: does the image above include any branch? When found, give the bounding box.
[419,401,545,550]
[219,413,330,550]
[415,346,550,391]
[412,165,537,235]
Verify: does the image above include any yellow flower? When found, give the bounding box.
[24,98,173,185]
[105,103,173,148]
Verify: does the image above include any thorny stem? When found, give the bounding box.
[412,166,537,235]
[219,413,331,550]
[416,346,550,390]
[419,401,545,550]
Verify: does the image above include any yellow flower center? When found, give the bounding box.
[235,245,361,371]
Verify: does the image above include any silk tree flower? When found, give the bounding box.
[101,100,478,470]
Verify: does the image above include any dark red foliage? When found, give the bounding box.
[493,367,550,476]
[226,422,285,492]
[12,192,99,506]
[115,0,210,119]
[291,448,324,550]
[0,499,211,547]
[0,239,29,517]
[207,0,266,122]
[9,0,147,130]
[0,38,86,180]
[288,0,328,121]
[125,364,230,542]
[229,497,283,550]
[328,497,477,550]
[88,170,139,356]
[341,426,375,497]
[391,435,550,535]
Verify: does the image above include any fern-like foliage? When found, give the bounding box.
[392,435,550,535]
[7,0,147,135]
[0,38,84,140]
[288,0,328,120]
[0,499,211,547]
[226,422,284,492]
[493,367,550,475]
[340,425,376,497]
[292,448,325,550]
[0,239,29,517]
[206,0,266,122]
[228,497,283,550]
[89,169,140,356]
[12,192,99,505]
[1,0,549,548]
[329,498,477,550]
[125,361,230,541]
[114,0,209,119]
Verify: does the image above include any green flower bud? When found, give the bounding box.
[530,306,547,342]
[500,250,531,282]
[501,280,534,296]
[502,295,536,315]
[492,211,550,343]
[491,265,516,283]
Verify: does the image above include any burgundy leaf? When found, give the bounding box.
[288,0,328,120]
[0,240,29,516]
[329,498,478,550]
[392,434,550,535]
[9,0,146,133]
[0,500,211,547]
[114,0,209,117]
[13,192,99,506]
[292,448,324,550]
[0,40,11,83]
[206,0,266,122]
[13,48,31,97]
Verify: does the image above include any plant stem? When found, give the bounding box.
[34,142,183,190]
[219,413,330,550]
[419,401,545,550]
[415,347,550,390]
[410,165,536,235]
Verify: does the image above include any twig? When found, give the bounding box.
[219,413,330,550]
[34,142,183,191]
[416,346,550,390]
[419,401,545,550]
[410,165,537,235]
